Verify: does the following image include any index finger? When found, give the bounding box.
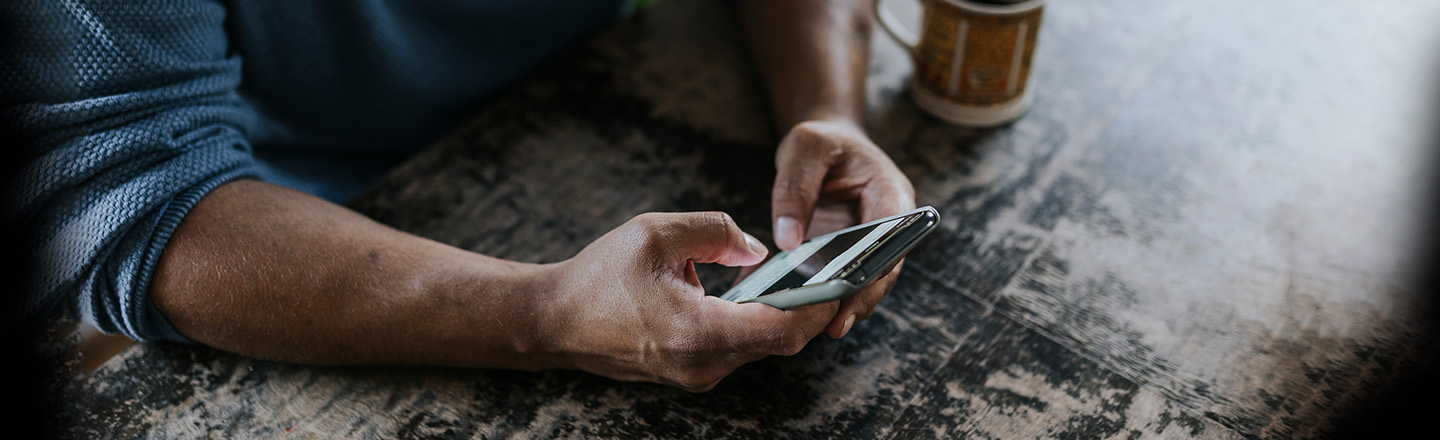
[640,211,768,267]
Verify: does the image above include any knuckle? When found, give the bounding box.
[701,211,737,238]
[631,212,661,226]
[707,211,737,232]
[707,211,740,247]
[628,213,670,245]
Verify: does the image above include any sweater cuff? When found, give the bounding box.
[128,166,257,344]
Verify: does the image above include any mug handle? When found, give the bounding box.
[874,0,921,55]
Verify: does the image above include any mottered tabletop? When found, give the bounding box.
[59,0,1439,438]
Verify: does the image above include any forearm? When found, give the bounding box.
[742,1,913,338]
[741,0,872,131]
[150,179,560,369]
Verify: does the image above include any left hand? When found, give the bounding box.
[540,211,837,392]
[769,119,916,339]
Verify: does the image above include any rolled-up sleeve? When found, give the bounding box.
[4,0,257,342]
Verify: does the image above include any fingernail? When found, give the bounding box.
[774,216,802,250]
[840,314,856,338]
[743,233,768,257]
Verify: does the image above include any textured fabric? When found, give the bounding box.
[3,0,623,342]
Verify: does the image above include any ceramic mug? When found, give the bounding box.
[875,0,1046,126]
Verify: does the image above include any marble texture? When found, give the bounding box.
[55,0,1438,438]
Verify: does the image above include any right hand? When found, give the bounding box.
[535,212,839,392]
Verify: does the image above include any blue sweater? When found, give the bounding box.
[5,0,625,342]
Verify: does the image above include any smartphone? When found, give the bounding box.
[719,206,939,309]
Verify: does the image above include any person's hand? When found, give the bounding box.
[770,119,917,339]
[535,212,838,392]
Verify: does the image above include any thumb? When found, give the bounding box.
[772,141,830,251]
[643,212,769,267]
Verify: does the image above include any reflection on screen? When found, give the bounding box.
[720,214,912,303]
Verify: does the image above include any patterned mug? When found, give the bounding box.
[875,0,1046,126]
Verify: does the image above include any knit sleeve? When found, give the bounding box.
[3,0,257,342]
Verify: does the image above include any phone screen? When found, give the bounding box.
[720,214,915,303]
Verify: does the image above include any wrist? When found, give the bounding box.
[520,258,642,377]
[783,112,865,136]
[417,252,565,370]
[521,259,609,373]
[508,260,570,369]
[777,119,875,158]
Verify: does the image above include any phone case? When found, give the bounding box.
[747,279,859,309]
[734,206,939,309]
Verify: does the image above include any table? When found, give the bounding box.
[57,0,1440,437]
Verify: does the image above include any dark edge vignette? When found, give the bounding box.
[1327,33,1440,440]
[1,2,66,438]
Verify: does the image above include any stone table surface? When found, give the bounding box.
[58,0,1440,438]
